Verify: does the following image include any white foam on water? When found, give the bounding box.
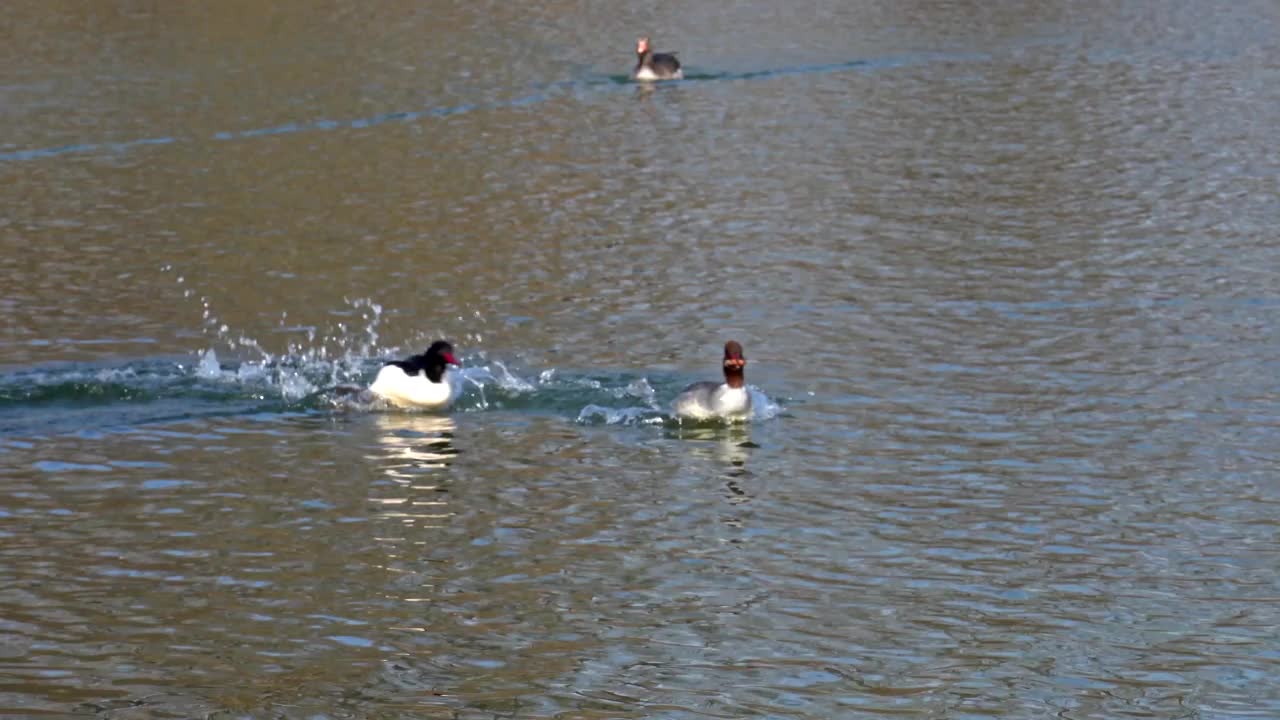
[488,361,535,393]
[748,386,783,421]
[620,377,658,408]
[195,349,222,380]
[576,404,666,426]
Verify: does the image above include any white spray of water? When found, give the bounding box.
[158,266,787,419]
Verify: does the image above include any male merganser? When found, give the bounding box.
[672,341,752,421]
[633,36,683,81]
[368,340,460,410]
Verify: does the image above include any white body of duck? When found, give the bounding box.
[369,340,460,410]
[672,341,754,421]
[673,382,751,420]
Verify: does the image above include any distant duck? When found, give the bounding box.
[672,341,753,421]
[368,340,461,410]
[633,36,683,81]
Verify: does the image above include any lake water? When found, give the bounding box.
[3,1,1280,717]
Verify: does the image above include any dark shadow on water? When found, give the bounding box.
[606,57,884,85]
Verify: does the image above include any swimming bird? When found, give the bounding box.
[672,341,753,421]
[368,340,460,410]
[633,36,683,81]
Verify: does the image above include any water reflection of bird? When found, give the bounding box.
[370,413,458,483]
[366,414,459,546]
[669,422,755,514]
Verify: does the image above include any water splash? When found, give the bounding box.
[0,283,786,434]
[616,377,658,406]
[195,349,221,380]
[747,387,784,422]
[576,404,666,426]
[576,384,782,426]
[0,352,785,436]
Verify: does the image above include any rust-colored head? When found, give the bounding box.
[722,340,746,367]
[636,36,651,55]
[722,341,747,387]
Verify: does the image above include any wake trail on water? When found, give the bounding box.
[0,47,1004,164]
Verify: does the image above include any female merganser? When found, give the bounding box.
[368,340,460,410]
[672,341,753,421]
[633,36,683,81]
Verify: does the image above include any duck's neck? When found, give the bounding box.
[635,50,653,71]
[723,367,745,389]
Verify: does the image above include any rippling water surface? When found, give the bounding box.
[4,1,1280,717]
